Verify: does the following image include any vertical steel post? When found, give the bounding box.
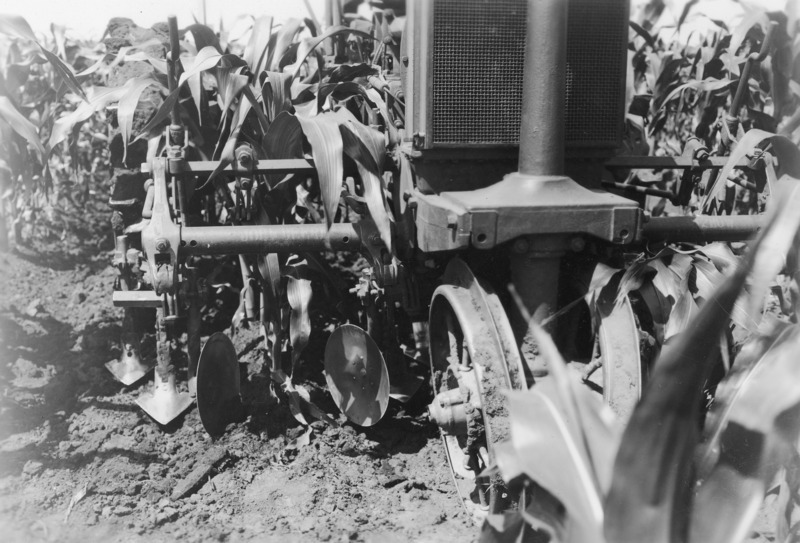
[510,0,570,376]
[518,0,567,177]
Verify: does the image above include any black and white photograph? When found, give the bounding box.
[0,0,798,541]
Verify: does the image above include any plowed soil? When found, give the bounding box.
[0,238,474,542]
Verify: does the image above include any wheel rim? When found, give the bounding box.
[428,284,519,523]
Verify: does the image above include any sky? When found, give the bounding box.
[4,0,328,40]
[1,0,792,42]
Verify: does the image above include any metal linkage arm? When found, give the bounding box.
[166,159,316,177]
[641,215,763,243]
[181,223,362,255]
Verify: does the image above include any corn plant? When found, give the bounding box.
[0,14,111,247]
[624,0,800,216]
[484,176,800,543]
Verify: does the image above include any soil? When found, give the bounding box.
[0,237,475,542]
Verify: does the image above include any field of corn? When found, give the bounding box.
[1,0,800,542]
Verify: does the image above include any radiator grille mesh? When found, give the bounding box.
[430,0,626,148]
[565,0,628,146]
[431,0,526,145]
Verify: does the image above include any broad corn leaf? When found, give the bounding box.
[268,18,304,72]
[242,16,273,73]
[179,46,223,122]
[117,78,159,163]
[690,325,800,543]
[49,85,129,151]
[214,66,249,126]
[38,47,87,102]
[0,14,37,41]
[0,96,45,160]
[262,72,293,121]
[133,89,181,142]
[530,325,621,494]
[698,322,797,479]
[295,112,344,229]
[286,275,312,379]
[179,46,223,87]
[505,388,606,543]
[336,110,392,251]
[605,179,800,543]
[262,111,305,187]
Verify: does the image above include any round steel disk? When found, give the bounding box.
[324,324,389,426]
[197,332,242,438]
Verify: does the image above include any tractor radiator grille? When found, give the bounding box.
[430,0,627,148]
[431,0,526,145]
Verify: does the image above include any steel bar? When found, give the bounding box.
[518,0,566,176]
[113,290,163,308]
[181,223,362,255]
[602,181,675,200]
[167,159,315,176]
[604,156,751,169]
[642,215,763,242]
[167,16,181,126]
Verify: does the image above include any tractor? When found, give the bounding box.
[106,0,770,524]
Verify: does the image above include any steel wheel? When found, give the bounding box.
[593,295,645,420]
[428,279,523,524]
[562,292,651,423]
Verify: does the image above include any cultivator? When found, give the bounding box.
[107,0,772,524]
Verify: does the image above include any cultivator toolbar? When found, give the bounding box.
[105,0,772,525]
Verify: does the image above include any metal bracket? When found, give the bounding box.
[413,174,641,251]
[141,159,180,295]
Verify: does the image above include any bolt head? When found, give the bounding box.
[155,238,170,252]
[569,236,586,252]
[512,238,530,254]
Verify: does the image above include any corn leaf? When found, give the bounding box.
[242,16,273,74]
[117,77,159,164]
[268,18,304,72]
[235,87,266,138]
[286,275,312,379]
[479,510,530,543]
[214,66,249,126]
[728,7,770,60]
[1,16,93,101]
[533,325,621,492]
[0,96,45,160]
[690,324,800,543]
[179,46,223,87]
[337,112,392,251]
[49,85,129,151]
[50,23,66,59]
[698,321,795,477]
[295,112,344,229]
[692,255,751,329]
[204,92,250,186]
[605,180,800,543]
[38,47,87,102]
[118,51,168,75]
[132,88,181,142]
[740,176,800,327]
[0,14,36,41]
[262,111,305,186]
[262,71,293,122]
[290,25,377,80]
[702,130,800,212]
[184,23,222,53]
[656,77,735,113]
[696,242,737,274]
[505,386,607,543]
